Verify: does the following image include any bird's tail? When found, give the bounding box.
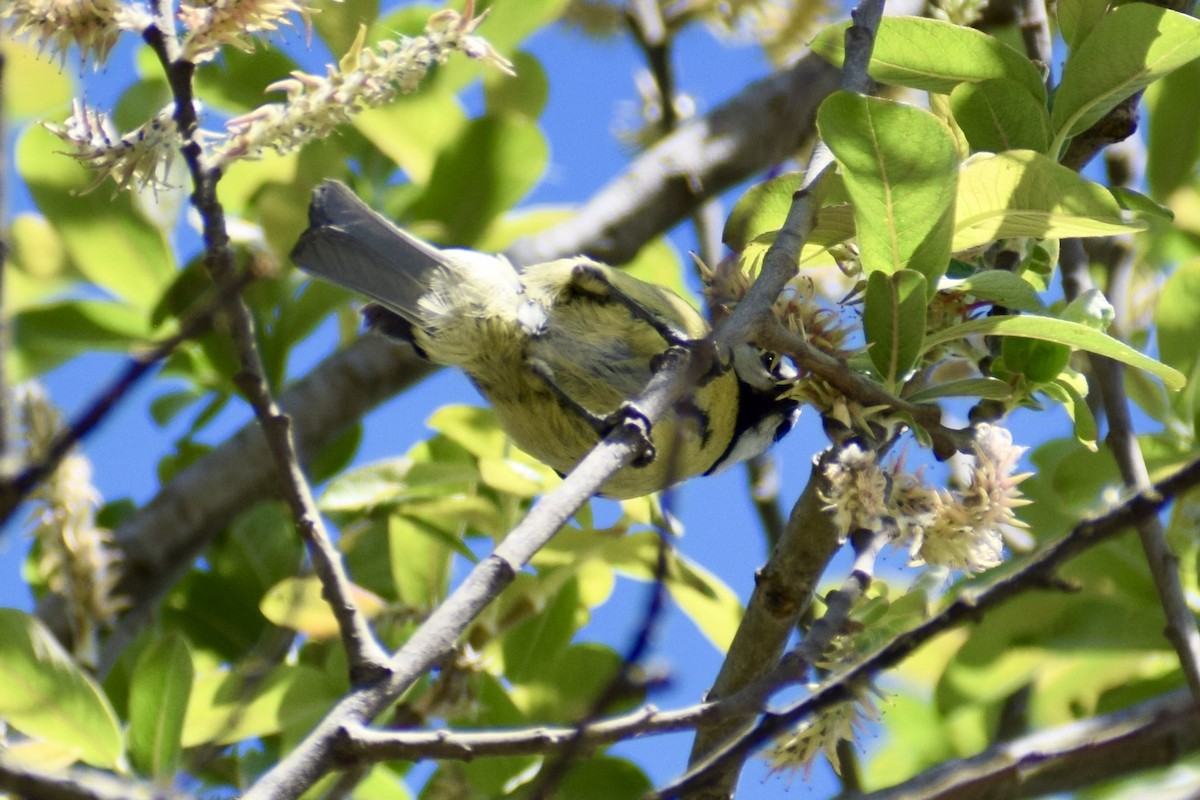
[290,180,451,323]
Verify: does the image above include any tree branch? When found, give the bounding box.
[0,756,192,800]
[852,688,1200,800]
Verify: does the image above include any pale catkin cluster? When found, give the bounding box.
[767,685,879,778]
[10,0,515,192]
[19,385,125,669]
[819,425,1031,574]
[44,100,181,195]
[0,0,145,67]
[213,3,516,166]
[179,0,320,62]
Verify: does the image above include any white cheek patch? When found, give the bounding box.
[706,406,801,476]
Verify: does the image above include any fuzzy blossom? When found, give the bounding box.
[180,0,321,62]
[820,443,889,540]
[19,385,125,668]
[0,0,146,67]
[896,424,1031,573]
[44,100,180,195]
[213,1,515,166]
[768,687,878,778]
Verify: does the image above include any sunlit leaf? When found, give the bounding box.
[0,610,122,767]
[924,314,1185,390]
[183,665,339,746]
[127,634,193,779]
[1051,4,1200,150]
[950,78,1051,153]
[811,17,1045,99]
[260,576,387,639]
[819,93,958,284]
[864,270,927,386]
[953,151,1143,251]
[945,270,1045,312]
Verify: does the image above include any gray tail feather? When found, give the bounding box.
[290,180,449,322]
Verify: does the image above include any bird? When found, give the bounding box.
[291,180,798,499]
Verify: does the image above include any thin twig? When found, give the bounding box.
[1059,238,1200,703]
[140,20,390,682]
[655,453,1200,798]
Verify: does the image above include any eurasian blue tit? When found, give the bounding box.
[291,180,798,499]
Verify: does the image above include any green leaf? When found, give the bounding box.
[388,515,454,609]
[10,300,153,380]
[1051,4,1200,152]
[0,610,122,767]
[923,314,1186,390]
[904,377,1013,402]
[947,270,1045,311]
[194,46,302,114]
[950,79,1051,153]
[1146,58,1200,199]
[501,577,581,684]
[260,576,386,639]
[3,41,75,121]
[864,270,928,386]
[953,150,1143,252]
[810,17,1045,100]
[1155,257,1200,379]
[127,634,193,779]
[406,114,548,243]
[484,50,549,119]
[352,92,468,186]
[1044,376,1099,449]
[1057,0,1110,50]
[1109,187,1175,221]
[314,0,380,56]
[558,756,653,799]
[183,664,339,747]
[17,126,176,308]
[819,93,958,284]
[724,172,804,250]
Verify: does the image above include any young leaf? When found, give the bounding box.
[953,151,1143,252]
[0,610,123,767]
[810,17,1045,100]
[950,79,1051,153]
[127,634,193,779]
[406,114,549,243]
[1057,0,1110,50]
[260,576,387,639]
[1051,4,1200,152]
[1154,256,1200,378]
[864,270,928,386]
[723,172,804,250]
[904,377,1013,402]
[948,270,1045,312]
[818,93,958,285]
[1146,58,1200,200]
[923,315,1186,390]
